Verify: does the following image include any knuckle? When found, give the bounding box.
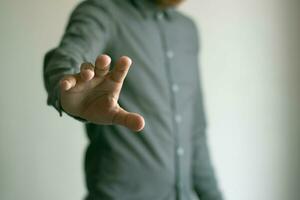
[81,62,94,71]
[111,75,123,83]
[61,75,72,82]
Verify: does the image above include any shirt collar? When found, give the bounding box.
[131,0,176,20]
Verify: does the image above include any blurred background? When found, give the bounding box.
[0,0,299,199]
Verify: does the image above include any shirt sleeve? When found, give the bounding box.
[43,0,115,116]
[191,23,224,200]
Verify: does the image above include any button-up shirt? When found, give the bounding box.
[43,0,223,199]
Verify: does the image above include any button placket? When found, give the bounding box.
[156,12,164,20]
[156,14,184,199]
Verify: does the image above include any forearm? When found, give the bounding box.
[43,48,78,114]
[43,0,114,114]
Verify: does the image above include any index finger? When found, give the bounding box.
[110,56,132,83]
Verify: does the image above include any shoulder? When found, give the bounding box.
[83,0,129,10]
[172,10,199,32]
[76,0,132,19]
[74,0,113,12]
[171,10,200,46]
[69,0,122,24]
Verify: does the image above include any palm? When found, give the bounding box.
[60,55,145,132]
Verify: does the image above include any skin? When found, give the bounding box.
[60,55,145,132]
[60,1,185,132]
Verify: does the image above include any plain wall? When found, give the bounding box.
[181,0,300,199]
[0,0,299,200]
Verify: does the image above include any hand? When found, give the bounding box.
[59,55,145,132]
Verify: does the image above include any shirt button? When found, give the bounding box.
[156,12,164,20]
[177,147,185,156]
[172,84,179,93]
[166,50,174,59]
[174,114,182,123]
[55,100,60,108]
[176,182,184,190]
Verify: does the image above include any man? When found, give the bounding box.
[44,0,223,199]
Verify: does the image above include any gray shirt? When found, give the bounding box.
[43,0,223,199]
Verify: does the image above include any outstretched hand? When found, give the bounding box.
[60,55,145,132]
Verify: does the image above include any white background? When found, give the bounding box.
[0,0,299,199]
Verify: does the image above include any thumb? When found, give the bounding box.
[113,108,145,132]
